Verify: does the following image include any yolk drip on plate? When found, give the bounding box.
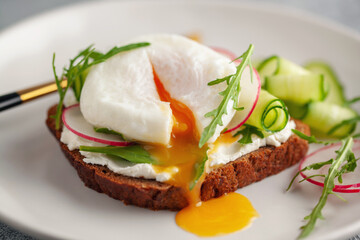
[176,192,258,237]
[150,69,258,237]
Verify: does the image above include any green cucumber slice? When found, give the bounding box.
[257,56,309,85]
[304,61,345,105]
[276,58,310,75]
[283,100,308,119]
[265,73,327,105]
[302,102,357,138]
[257,56,279,81]
[246,90,289,132]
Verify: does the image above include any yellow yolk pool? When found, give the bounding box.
[150,70,258,237]
[176,192,258,237]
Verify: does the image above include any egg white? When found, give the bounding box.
[80,34,237,145]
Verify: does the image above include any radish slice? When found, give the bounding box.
[211,46,261,133]
[211,46,237,60]
[299,140,360,193]
[223,67,261,133]
[211,46,241,65]
[62,104,132,146]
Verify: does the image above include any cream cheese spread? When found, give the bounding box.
[207,120,296,169]
[60,120,295,182]
[60,126,177,182]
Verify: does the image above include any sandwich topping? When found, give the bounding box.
[51,33,360,238]
[56,34,295,237]
[79,34,236,145]
[60,34,293,187]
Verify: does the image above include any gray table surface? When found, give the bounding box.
[0,0,359,239]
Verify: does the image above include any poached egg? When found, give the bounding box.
[80,34,237,146]
[60,34,293,237]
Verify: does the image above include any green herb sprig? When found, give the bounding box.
[79,145,156,164]
[52,42,150,129]
[353,133,360,139]
[198,44,254,147]
[288,131,360,239]
[233,124,264,144]
[291,129,337,145]
[189,153,208,190]
[297,138,355,238]
[344,96,360,106]
[94,127,127,141]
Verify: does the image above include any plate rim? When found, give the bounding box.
[1,1,359,44]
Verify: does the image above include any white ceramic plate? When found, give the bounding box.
[0,1,359,240]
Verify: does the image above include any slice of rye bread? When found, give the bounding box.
[46,104,310,211]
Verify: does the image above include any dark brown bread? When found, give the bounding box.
[46,105,310,210]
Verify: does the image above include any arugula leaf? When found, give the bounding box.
[287,132,360,238]
[79,145,157,164]
[297,137,354,239]
[292,129,337,145]
[344,96,360,106]
[298,174,325,184]
[189,153,208,190]
[93,127,127,141]
[199,44,254,147]
[233,124,264,144]
[290,130,360,186]
[353,133,360,139]
[292,129,320,144]
[52,42,150,129]
[208,75,232,86]
[327,116,360,135]
[336,151,357,183]
[286,159,333,191]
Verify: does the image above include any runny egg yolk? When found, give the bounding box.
[208,131,239,156]
[150,70,206,194]
[150,69,258,237]
[176,192,258,237]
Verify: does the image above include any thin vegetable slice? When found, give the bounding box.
[305,61,345,105]
[298,139,360,193]
[211,46,237,61]
[283,100,308,119]
[62,104,132,146]
[199,44,254,147]
[302,102,358,138]
[245,90,289,132]
[223,67,261,133]
[257,56,309,85]
[265,73,327,105]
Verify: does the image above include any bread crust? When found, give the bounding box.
[46,105,309,210]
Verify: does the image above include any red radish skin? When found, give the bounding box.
[211,46,237,61]
[213,45,360,192]
[211,46,242,64]
[62,104,132,147]
[299,140,360,193]
[223,68,261,134]
[212,46,261,134]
